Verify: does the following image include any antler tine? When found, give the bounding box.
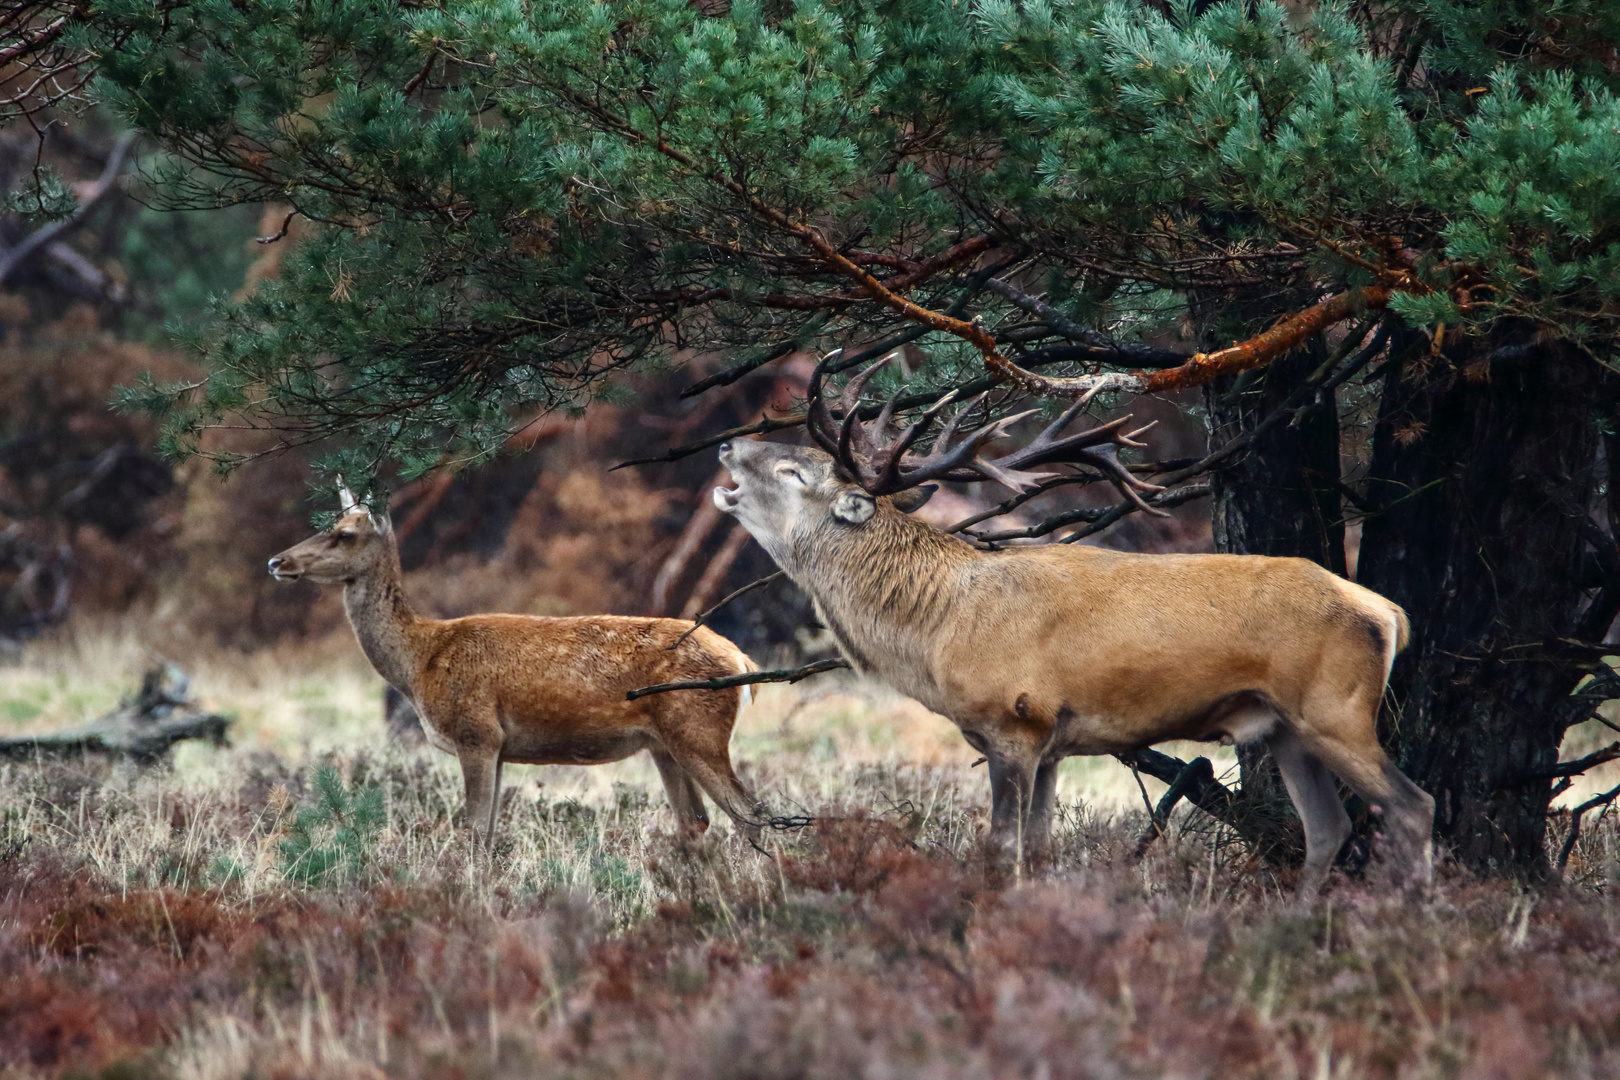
[893,407,1044,491]
[806,354,844,457]
[831,354,900,487]
[871,387,964,493]
[1120,419,1158,447]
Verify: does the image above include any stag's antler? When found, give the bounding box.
[807,354,1169,514]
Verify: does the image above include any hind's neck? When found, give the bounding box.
[341,545,426,695]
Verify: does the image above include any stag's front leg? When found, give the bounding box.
[1024,758,1062,860]
[985,753,1038,865]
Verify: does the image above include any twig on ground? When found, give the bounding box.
[1557,781,1620,876]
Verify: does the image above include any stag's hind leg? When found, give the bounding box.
[651,747,710,840]
[1298,699,1435,890]
[1270,727,1352,899]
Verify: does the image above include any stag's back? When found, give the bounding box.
[934,544,1406,738]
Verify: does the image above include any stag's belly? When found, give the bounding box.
[1052,690,1283,757]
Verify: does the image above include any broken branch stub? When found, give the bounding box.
[0,663,231,762]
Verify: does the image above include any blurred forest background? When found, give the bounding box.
[0,117,1209,658]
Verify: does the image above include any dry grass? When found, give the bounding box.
[2,623,1619,1080]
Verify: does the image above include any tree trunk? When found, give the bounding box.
[1203,339,1347,858]
[1355,342,1604,877]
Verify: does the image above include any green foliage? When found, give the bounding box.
[77,0,1620,482]
[3,164,78,222]
[117,202,262,343]
[277,765,387,887]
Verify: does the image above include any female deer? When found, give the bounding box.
[268,490,766,847]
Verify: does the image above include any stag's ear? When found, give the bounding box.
[831,490,876,526]
[889,485,937,514]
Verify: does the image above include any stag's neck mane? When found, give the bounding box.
[789,502,981,680]
[341,540,427,696]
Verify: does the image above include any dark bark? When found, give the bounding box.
[1202,339,1348,857]
[1355,341,1605,877]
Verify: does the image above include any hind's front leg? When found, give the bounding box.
[456,737,504,846]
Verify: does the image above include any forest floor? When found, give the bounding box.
[2,623,1619,1080]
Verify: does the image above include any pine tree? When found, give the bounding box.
[58,0,1620,875]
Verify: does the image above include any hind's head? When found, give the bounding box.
[267,487,393,585]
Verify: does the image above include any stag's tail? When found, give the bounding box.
[1392,604,1412,652]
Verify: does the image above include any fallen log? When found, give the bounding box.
[0,663,231,763]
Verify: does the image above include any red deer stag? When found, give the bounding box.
[268,489,766,847]
[713,358,1434,895]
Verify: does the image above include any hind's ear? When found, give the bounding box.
[889,485,937,514]
[370,509,393,535]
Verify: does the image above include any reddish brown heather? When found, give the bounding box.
[4,797,1620,1080]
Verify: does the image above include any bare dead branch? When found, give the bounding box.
[626,658,850,700]
[666,569,784,650]
[680,522,752,619]
[0,130,137,286]
[651,475,726,614]
[1134,755,1217,856]
[1557,780,1620,876]
[256,209,297,244]
[1114,748,1239,828]
[0,664,231,763]
[0,10,73,66]
[1521,742,1620,781]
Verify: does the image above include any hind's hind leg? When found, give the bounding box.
[1270,727,1352,899]
[654,690,765,848]
[651,747,710,840]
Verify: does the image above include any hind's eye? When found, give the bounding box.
[334,531,357,542]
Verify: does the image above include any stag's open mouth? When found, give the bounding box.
[712,484,741,512]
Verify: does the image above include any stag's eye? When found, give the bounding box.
[775,464,806,485]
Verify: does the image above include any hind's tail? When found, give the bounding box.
[734,650,759,708]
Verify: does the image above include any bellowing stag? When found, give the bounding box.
[713,358,1433,894]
